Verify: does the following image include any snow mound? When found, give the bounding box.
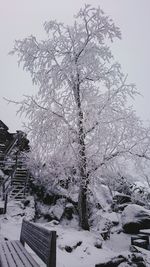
[122,204,150,233]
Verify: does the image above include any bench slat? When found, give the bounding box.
[20,219,56,266]
[0,242,17,267]
[21,225,50,259]
[0,243,10,267]
[5,241,26,267]
[12,241,40,267]
[0,241,41,267]
[21,221,53,251]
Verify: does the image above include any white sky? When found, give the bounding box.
[0,0,150,132]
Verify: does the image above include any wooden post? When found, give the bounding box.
[4,193,8,214]
[48,231,56,267]
[2,183,5,200]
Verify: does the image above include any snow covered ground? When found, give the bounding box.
[0,199,128,266]
[0,199,150,267]
[43,224,131,267]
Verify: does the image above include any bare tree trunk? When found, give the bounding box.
[75,79,89,230]
[78,184,89,230]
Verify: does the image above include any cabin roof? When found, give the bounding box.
[0,120,9,131]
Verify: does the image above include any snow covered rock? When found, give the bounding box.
[94,239,102,249]
[112,194,132,212]
[94,185,113,210]
[62,203,77,220]
[121,204,150,234]
[49,198,65,220]
[36,198,66,221]
[90,209,119,235]
[102,212,119,226]
[95,253,147,267]
[90,211,113,239]
[95,255,127,267]
[113,194,131,205]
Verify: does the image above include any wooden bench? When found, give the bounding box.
[0,218,56,267]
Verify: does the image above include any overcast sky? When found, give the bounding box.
[0,0,150,132]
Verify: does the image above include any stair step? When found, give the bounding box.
[10,193,24,196]
[10,191,24,195]
[11,197,25,200]
[12,185,26,188]
[12,184,26,187]
[15,171,27,173]
[16,169,27,173]
[13,177,27,180]
[11,187,25,191]
[12,177,27,181]
[14,174,27,176]
[14,175,27,178]
[10,197,25,200]
[12,180,26,182]
[13,174,27,177]
[15,174,27,176]
[12,181,26,184]
[12,180,27,183]
[131,238,149,249]
[13,176,27,178]
[9,192,26,198]
[13,181,27,184]
[15,175,27,177]
[14,173,27,175]
[12,178,26,180]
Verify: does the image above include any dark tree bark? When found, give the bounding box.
[75,78,89,230]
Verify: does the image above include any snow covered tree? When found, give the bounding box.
[10,5,150,230]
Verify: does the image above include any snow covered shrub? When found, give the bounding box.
[131,184,150,208]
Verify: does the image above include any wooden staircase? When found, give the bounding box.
[0,153,30,215]
[10,166,29,200]
[0,155,30,214]
[0,122,31,213]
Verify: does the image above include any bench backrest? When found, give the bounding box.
[20,219,56,267]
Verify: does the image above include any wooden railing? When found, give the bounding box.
[4,135,18,157]
[0,135,19,170]
[1,165,17,213]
